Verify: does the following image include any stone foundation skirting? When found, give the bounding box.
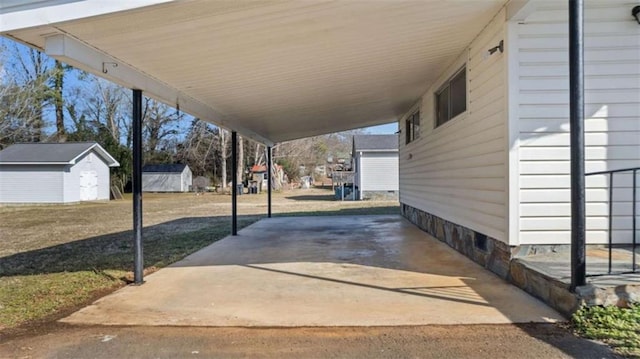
[400,203,511,280]
[401,203,584,316]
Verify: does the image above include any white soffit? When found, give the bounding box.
[1,0,507,144]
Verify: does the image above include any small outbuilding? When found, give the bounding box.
[142,164,192,192]
[250,164,285,192]
[352,134,399,200]
[0,142,120,204]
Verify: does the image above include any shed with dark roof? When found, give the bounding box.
[351,134,399,200]
[0,142,119,203]
[142,163,192,192]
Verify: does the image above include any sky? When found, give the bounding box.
[365,122,398,135]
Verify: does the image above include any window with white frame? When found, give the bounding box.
[435,66,466,127]
[405,110,420,144]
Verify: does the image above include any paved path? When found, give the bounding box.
[62,215,561,326]
[0,324,619,359]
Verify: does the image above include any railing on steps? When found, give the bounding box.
[585,167,639,276]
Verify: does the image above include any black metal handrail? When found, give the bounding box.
[585,167,639,276]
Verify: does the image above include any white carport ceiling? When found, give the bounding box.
[1,0,508,144]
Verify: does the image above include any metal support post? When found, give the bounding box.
[231,131,238,236]
[267,146,272,218]
[569,0,586,290]
[132,89,144,284]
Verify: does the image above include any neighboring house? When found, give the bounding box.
[142,164,192,192]
[352,134,399,200]
[398,2,640,278]
[0,142,119,204]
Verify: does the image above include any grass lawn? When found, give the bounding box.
[572,304,640,358]
[0,187,399,332]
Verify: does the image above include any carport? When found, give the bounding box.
[0,0,588,291]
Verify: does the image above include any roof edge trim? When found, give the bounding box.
[0,162,70,165]
[0,0,175,32]
[73,143,120,167]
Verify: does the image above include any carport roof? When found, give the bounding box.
[0,0,521,145]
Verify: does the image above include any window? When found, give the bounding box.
[435,66,467,127]
[405,110,420,144]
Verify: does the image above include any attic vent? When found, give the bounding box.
[475,233,488,252]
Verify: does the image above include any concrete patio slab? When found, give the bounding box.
[62,215,562,326]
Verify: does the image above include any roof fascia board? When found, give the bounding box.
[0,162,69,165]
[357,149,398,152]
[44,34,275,146]
[506,0,539,21]
[0,0,175,33]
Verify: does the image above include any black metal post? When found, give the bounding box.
[132,89,144,284]
[569,0,586,290]
[633,170,637,272]
[608,172,613,274]
[267,146,272,218]
[231,131,238,236]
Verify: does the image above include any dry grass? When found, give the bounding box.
[0,187,398,330]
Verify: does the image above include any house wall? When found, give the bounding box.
[515,1,640,245]
[143,172,189,192]
[359,151,399,196]
[64,151,111,202]
[0,165,64,203]
[399,8,509,243]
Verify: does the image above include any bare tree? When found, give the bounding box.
[253,142,264,166]
[236,134,244,184]
[52,60,66,141]
[179,118,219,178]
[5,46,52,142]
[142,98,182,162]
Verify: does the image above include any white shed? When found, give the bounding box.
[0,142,120,204]
[142,164,192,192]
[352,135,399,200]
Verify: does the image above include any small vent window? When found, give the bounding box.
[475,232,488,252]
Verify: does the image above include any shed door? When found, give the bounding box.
[80,171,98,201]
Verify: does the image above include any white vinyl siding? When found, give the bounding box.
[0,165,64,203]
[399,8,508,243]
[143,173,182,192]
[142,168,191,192]
[359,152,399,192]
[516,1,640,245]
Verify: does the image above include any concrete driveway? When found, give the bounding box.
[62,215,562,326]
